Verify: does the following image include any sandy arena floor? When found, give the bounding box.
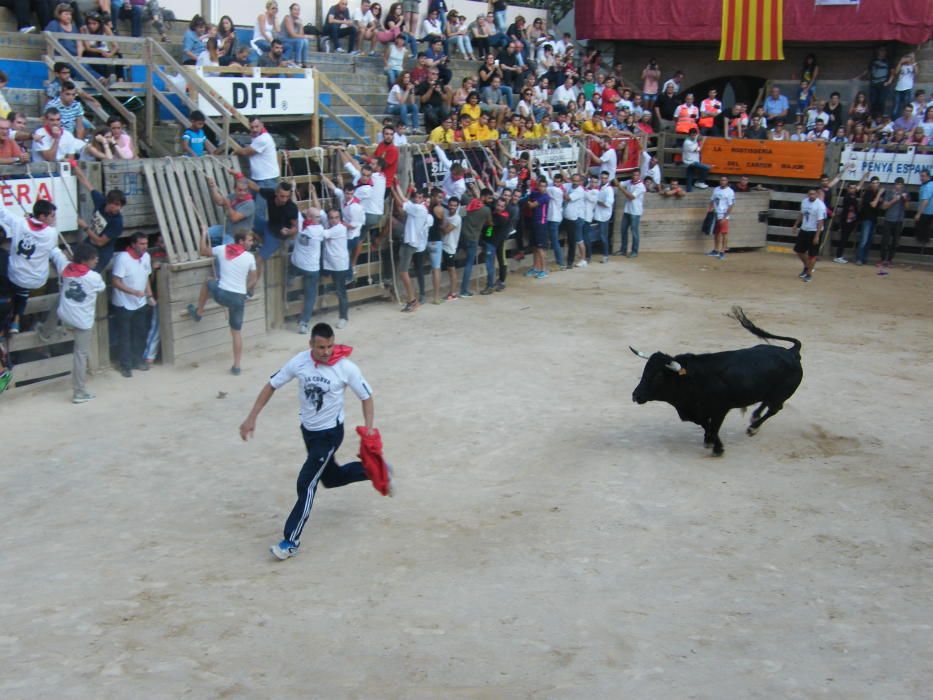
[1,251,931,699]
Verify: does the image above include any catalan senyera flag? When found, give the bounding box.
[719,0,784,61]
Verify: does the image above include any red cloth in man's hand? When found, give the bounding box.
[357,426,390,496]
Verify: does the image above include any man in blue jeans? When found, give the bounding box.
[616,171,646,257]
[682,128,711,192]
[855,176,883,265]
[239,322,389,561]
[458,186,493,296]
[245,179,299,285]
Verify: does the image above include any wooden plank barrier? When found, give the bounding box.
[623,190,770,253]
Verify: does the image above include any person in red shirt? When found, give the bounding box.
[0,116,27,164]
[371,125,400,185]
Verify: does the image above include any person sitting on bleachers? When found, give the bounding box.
[107,115,137,159]
[31,107,85,162]
[182,15,208,65]
[351,0,379,56]
[280,2,310,67]
[216,15,239,65]
[0,116,28,165]
[43,3,84,57]
[83,12,125,83]
[44,81,86,139]
[259,38,299,69]
[325,0,359,54]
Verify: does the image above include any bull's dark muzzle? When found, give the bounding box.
[633,392,647,404]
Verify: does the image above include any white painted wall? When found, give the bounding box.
[159,0,546,33]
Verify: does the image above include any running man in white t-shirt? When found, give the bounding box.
[239,322,389,560]
[187,229,258,375]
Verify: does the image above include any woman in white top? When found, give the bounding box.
[383,33,408,89]
[922,106,933,140]
[420,8,443,42]
[892,52,918,120]
[252,1,278,56]
[386,71,419,130]
[280,3,309,67]
[445,11,474,60]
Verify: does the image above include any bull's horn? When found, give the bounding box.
[666,360,682,372]
[630,346,650,359]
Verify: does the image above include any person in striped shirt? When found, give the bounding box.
[44,82,85,139]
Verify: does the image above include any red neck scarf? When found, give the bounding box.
[26,218,48,231]
[224,243,246,260]
[62,263,89,278]
[466,199,485,212]
[232,193,253,206]
[312,343,353,367]
[125,246,144,261]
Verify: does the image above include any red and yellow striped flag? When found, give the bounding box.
[719,0,784,61]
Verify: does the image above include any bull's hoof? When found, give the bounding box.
[712,447,724,457]
[747,426,759,436]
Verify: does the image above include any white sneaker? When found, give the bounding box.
[270,539,298,560]
[833,257,848,264]
[695,182,709,189]
[298,322,308,334]
[72,391,95,404]
[574,260,588,268]
[336,318,348,329]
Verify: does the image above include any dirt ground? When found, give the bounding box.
[1,250,931,699]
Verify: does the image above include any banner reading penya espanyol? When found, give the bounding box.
[196,68,315,118]
[0,166,78,230]
[840,146,933,186]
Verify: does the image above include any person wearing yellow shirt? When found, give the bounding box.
[524,120,545,139]
[459,92,482,122]
[582,113,607,135]
[473,113,499,141]
[429,116,456,144]
[505,114,524,139]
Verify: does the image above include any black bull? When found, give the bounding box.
[631,307,803,456]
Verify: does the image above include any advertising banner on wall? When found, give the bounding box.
[0,169,78,230]
[701,138,826,179]
[840,146,933,186]
[196,69,315,117]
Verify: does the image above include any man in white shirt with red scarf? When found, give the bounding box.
[111,232,155,378]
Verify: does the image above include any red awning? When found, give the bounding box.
[575,0,933,45]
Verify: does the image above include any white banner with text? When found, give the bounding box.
[196,70,315,117]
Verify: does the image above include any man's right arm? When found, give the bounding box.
[240,383,277,441]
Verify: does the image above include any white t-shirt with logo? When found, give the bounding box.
[622,180,646,216]
[322,222,349,271]
[111,250,152,310]
[249,131,280,180]
[50,248,105,330]
[269,351,373,431]
[212,245,257,294]
[0,209,59,289]
[710,186,735,220]
[292,223,323,272]
[800,197,827,231]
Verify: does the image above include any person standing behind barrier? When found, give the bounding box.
[481,196,510,294]
[544,172,566,269]
[706,175,734,260]
[291,202,325,335]
[231,117,280,221]
[320,208,351,327]
[48,244,104,403]
[389,183,430,312]
[205,173,255,246]
[441,195,462,298]
[854,176,883,266]
[524,179,551,278]
[371,125,400,184]
[70,162,125,272]
[182,111,217,158]
[425,187,450,304]
[321,174,364,288]
[187,229,258,375]
[699,89,722,137]
[340,148,387,269]
[877,176,908,275]
[0,199,59,334]
[682,129,710,192]
[111,232,155,377]
[616,171,646,258]
[458,185,492,297]
[790,189,826,283]
[594,170,615,263]
[833,173,869,264]
[560,173,586,269]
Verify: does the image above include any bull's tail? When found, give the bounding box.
[729,306,802,356]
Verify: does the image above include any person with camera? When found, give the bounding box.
[416,66,452,133]
[424,37,452,85]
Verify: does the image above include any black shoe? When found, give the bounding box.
[120,368,132,378]
[134,362,150,372]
